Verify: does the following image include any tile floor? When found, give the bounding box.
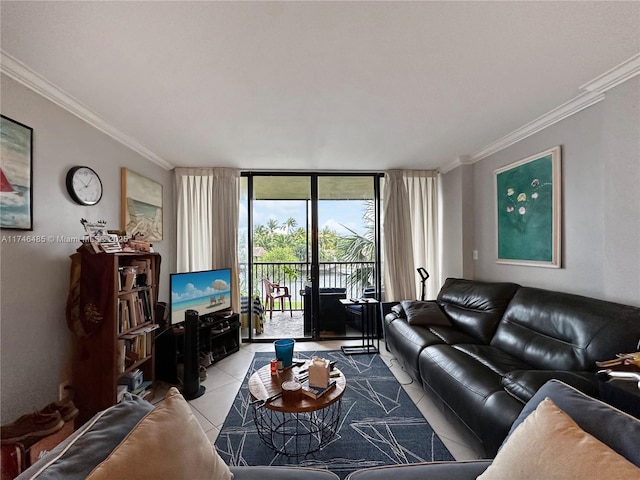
[158,339,485,461]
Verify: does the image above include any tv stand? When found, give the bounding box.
[155,312,240,384]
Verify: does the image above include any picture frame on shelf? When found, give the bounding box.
[99,234,123,253]
[121,168,163,242]
[494,146,562,268]
[0,115,33,230]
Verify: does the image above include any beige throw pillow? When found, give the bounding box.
[478,397,640,480]
[87,387,233,480]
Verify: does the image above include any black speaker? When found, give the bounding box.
[183,309,205,399]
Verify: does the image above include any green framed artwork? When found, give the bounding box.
[495,146,561,268]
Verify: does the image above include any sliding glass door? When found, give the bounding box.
[240,173,381,342]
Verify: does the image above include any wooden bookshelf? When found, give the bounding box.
[71,248,161,425]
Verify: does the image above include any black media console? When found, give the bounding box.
[155,312,240,385]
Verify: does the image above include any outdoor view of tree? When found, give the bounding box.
[249,200,376,293]
[337,200,376,290]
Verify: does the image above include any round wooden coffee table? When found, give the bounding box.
[248,362,346,456]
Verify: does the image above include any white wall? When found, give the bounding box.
[440,164,475,283]
[601,78,640,303]
[0,75,176,422]
[441,76,640,307]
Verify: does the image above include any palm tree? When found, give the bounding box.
[266,218,279,235]
[338,201,375,293]
[284,217,297,234]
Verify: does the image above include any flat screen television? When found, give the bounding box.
[170,268,232,325]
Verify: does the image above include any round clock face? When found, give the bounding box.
[66,166,103,205]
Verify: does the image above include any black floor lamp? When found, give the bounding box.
[417,267,429,301]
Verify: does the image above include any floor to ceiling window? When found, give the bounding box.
[239,173,382,342]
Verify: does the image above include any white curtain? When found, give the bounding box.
[175,167,241,313]
[383,169,439,301]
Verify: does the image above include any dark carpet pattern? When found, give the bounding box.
[214,350,454,478]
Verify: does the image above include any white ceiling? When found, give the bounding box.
[1,1,639,172]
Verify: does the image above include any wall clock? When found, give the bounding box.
[66,166,103,206]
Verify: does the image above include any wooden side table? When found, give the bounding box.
[248,363,346,456]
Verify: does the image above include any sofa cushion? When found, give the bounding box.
[436,278,519,344]
[501,369,597,403]
[478,398,640,479]
[419,344,524,453]
[86,387,232,480]
[452,344,532,376]
[424,326,481,345]
[400,301,451,326]
[491,287,640,371]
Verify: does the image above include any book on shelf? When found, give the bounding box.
[116,339,126,373]
[301,379,337,399]
[119,324,157,363]
[129,259,152,287]
[140,288,153,322]
[129,323,159,335]
[118,298,133,333]
[120,266,137,292]
[131,380,152,396]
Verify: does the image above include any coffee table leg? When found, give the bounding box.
[251,400,342,457]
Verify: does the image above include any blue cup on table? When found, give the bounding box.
[274,338,295,369]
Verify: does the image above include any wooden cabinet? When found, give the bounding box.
[71,248,161,425]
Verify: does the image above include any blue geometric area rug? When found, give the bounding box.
[214,350,454,479]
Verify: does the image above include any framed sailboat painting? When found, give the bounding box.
[0,115,33,230]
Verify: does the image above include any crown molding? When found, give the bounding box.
[580,53,640,94]
[466,53,640,164]
[470,91,605,162]
[438,158,461,174]
[439,155,474,174]
[0,50,174,170]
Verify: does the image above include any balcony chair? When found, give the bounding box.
[262,278,292,319]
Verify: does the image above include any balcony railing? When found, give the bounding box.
[240,261,376,308]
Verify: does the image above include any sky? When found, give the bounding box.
[239,199,369,236]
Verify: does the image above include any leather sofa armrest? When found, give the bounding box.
[502,380,640,467]
[232,466,340,479]
[345,461,491,480]
[502,370,598,403]
[391,303,405,318]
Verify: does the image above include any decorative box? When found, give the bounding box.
[308,356,330,388]
[118,369,143,391]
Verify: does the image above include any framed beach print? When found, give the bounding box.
[121,168,163,241]
[0,115,33,230]
[494,146,561,268]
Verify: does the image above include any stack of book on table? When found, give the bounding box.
[301,379,337,399]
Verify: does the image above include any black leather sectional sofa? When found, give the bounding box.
[384,277,640,457]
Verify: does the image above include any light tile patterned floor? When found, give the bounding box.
[156,339,484,461]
